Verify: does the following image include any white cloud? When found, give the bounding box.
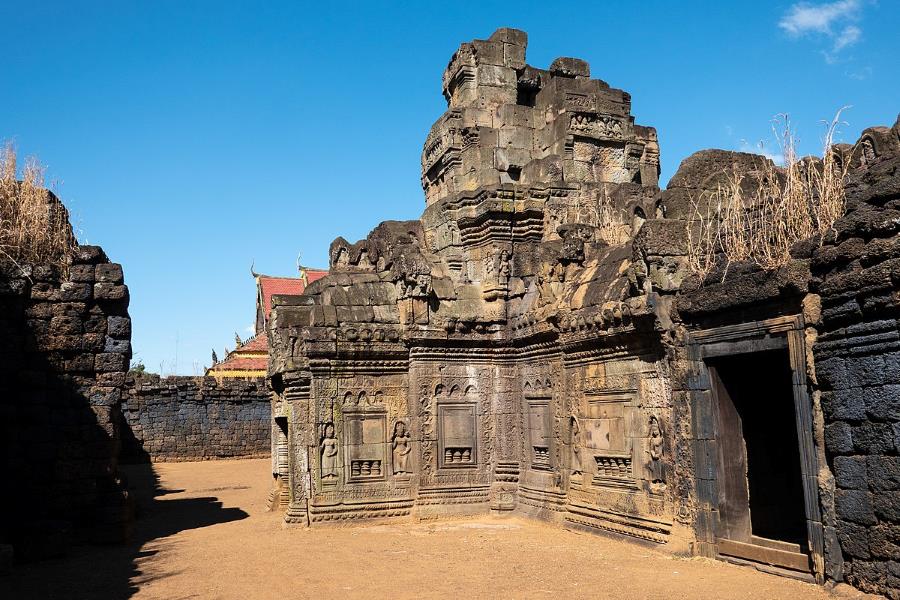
[245,324,255,334]
[779,0,859,35]
[833,24,861,51]
[779,1,865,61]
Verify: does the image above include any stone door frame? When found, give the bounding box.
[686,314,825,583]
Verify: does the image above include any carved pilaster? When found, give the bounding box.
[284,375,312,526]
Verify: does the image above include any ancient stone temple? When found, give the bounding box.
[268,28,900,596]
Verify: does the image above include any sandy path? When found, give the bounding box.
[1,458,845,599]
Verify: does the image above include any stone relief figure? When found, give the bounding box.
[498,249,511,287]
[398,274,430,300]
[320,422,338,480]
[647,415,665,488]
[392,421,412,474]
[571,416,583,476]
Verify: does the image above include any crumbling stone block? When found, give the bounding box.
[95,263,124,284]
[107,316,131,338]
[93,283,127,301]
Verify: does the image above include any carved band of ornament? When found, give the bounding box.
[555,307,633,334]
[309,361,409,376]
[416,342,518,355]
[420,473,493,486]
[448,64,475,93]
[313,487,413,501]
[494,473,520,483]
[568,497,674,527]
[564,513,668,544]
[423,140,459,174]
[417,485,491,496]
[454,195,543,217]
[494,461,520,472]
[564,93,598,112]
[583,389,637,400]
[519,478,567,499]
[284,515,308,525]
[336,327,403,343]
[567,113,625,140]
[416,496,490,506]
[429,151,462,177]
[458,226,544,247]
[423,131,448,159]
[511,341,562,356]
[455,215,545,236]
[561,346,649,367]
[310,509,412,522]
[518,492,567,512]
[284,388,311,401]
[416,488,490,500]
[451,185,538,205]
[527,189,551,201]
[560,332,655,355]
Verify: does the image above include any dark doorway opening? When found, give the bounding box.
[708,348,809,555]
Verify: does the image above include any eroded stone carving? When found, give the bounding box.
[392,420,412,475]
[571,416,583,476]
[320,422,338,480]
[646,415,664,490]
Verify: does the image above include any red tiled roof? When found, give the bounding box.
[239,332,268,353]
[258,275,305,321]
[306,269,328,284]
[207,355,267,372]
[206,333,268,375]
[258,270,328,321]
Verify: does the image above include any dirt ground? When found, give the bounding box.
[0,458,857,599]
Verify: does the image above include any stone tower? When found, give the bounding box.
[423,28,659,205]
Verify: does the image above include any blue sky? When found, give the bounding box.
[3,1,897,374]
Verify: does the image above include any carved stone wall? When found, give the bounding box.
[120,375,270,462]
[0,246,133,564]
[268,27,900,596]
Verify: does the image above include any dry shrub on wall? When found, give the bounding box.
[686,111,851,282]
[0,142,76,276]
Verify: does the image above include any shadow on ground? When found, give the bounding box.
[0,462,248,599]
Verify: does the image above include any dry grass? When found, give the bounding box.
[686,111,851,281]
[0,142,75,276]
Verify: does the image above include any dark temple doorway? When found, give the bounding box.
[708,347,811,571]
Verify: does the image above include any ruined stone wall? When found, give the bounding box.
[0,246,132,563]
[811,130,900,597]
[120,375,270,462]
